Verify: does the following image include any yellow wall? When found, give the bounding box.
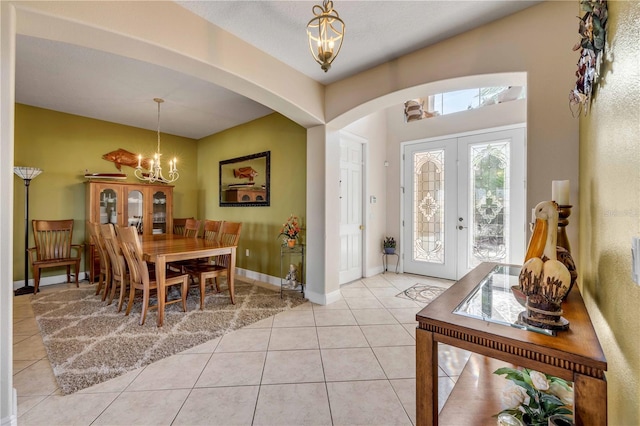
[197,113,307,279]
[13,104,199,281]
[578,1,640,424]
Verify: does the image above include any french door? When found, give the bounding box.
[402,127,526,280]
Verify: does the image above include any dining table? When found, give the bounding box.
[141,233,237,326]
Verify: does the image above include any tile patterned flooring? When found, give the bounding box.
[13,273,471,425]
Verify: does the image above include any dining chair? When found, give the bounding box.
[28,219,83,294]
[168,218,202,273]
[202,220,224,242]
[185,221,242,308]
[87,222,111,302]
[173,217,194,235]
[183,218,201,238]
[100,224,129,311]
[117,225,189,326]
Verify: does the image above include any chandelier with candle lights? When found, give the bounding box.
[135,98,179,184]
[306,0,345,72]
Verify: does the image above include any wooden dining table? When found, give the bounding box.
[141,233,237,326]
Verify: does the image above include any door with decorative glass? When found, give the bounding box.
[402,127,525,280]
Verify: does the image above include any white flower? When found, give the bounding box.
[501,381,530,410]
[549,381,574,406]
[530,370,550,391]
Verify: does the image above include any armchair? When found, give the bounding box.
[28,219,83,293]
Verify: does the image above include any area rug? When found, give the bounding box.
[396,284,447,305]
[31,279,306,395]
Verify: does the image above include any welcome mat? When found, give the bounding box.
[396,284,447,305]
[31,279,305,394]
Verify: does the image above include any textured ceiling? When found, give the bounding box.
[15,1,540,139]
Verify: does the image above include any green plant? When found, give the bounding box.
[278,214,301,241]
[494,367,573,426]
[383,236,396,248]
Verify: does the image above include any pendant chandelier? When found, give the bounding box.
[306,0,345,72]
[135,98,179,184]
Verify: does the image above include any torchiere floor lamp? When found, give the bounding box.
[14,167,43,296]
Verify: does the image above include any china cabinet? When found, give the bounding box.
[85,181,173,281]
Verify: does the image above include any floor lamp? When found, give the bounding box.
[14,167,43,296]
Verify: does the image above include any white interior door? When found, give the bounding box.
[402,127,526,280]
[339,132,364,284]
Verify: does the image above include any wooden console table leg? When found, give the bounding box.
[416,328,438,426]
[574,373,607,426]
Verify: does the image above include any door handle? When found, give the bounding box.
[359,225,365,230]
[458,217,466,230]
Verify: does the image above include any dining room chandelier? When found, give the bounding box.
[306,0,345,72]
[135,98,179,184]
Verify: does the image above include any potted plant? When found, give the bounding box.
[383,236,396,254]
[278,214,301,247]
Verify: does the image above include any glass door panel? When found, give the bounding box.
[100,188,118,225]
[152,190,168,235]
[127,190,144,233]
[413,149,445,264]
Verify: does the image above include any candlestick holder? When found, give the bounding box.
[556,205,572,253]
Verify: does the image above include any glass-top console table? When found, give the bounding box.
[416,262,607,426]
[452,264,556,336]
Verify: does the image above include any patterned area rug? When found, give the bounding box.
[396,284,447,305]
[31,279,305,395]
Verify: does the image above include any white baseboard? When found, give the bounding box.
[15,268,342,306]
[305,288,342,306]
[0,388,17,426]
[365,266,385,277]
[13,271,90,290]
[235,268,281,291]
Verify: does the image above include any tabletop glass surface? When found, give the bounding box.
[453,264,555,336]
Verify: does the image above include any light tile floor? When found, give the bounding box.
[13,272,471,425]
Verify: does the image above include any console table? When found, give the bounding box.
[416,262,607,426]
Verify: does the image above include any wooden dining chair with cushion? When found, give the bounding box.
[100,224,129,311]
[117,225,189,326]
[28,219,83,294]
[87,222,111,302]
[172,217,194,235]
[185,221,242,308]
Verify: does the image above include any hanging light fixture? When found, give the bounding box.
[135,98,179,184]
[306,0,345,72]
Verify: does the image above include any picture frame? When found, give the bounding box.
[219,151,270,207]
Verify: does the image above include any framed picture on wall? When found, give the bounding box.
[219,151,270,207]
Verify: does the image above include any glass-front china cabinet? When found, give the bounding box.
[85,181,173,282]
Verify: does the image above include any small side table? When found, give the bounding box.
[280,244,305,298]
[382,251,399,273]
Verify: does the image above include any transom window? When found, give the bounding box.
[404,86,526,123]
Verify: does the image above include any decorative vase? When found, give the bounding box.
[287,239,296,248]
[384,247,395,254]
